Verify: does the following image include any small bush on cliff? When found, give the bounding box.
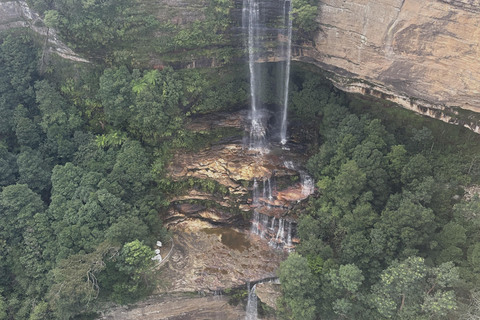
[292,0,319,34]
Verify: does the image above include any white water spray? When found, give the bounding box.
[301,171,315,196]
[243,0,268,152]
[280,0,293,145]
[275,218,285,242]
[286,221,292,246]
[246,283,258,320]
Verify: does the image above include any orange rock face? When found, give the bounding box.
[291,0,480,130]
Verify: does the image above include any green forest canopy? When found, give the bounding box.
[0,29,480,320]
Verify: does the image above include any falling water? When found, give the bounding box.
[267,179,273,200]
[246,283,258,320]
[263,178,274,204]
[251,211,259,235]
[243,0,293,149]
[301,171,315,196]
[253,178,259,204]
[243,0,268,152]
[286,221,292,246]
[275,219,285,242]
[284,160,295,170]
[252,211,295,249]
[243,0,297,252]
[280,0,293,145]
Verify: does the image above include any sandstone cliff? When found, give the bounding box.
[294,0,480,131]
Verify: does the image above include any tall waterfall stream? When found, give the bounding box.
[242,1,308,319]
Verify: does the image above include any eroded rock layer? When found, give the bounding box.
[293,0,480,129]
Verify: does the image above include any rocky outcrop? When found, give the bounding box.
[256,282,282,310]
[0,0,88,63]
[166,110,313,216]
[168,142,300,193]
[159,224,286,292]
[292,0,480,130]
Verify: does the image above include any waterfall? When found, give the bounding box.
[275,218,285,242]
[284,160,295,170]
[262,177,273,202]
[252,211,296,250]
[246,283,258,320]
[253,178,259,204]
[243,0,292,148]
[262,179,266,199]
[301,171,315,196]
[251,179,260,235]
[251,211,259,235]
[267,178,273,200]
[243,0,268,152]
[280,0,293,145]
[243,0,297,251]
[286,221,292,246]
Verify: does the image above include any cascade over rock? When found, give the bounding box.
[166,109,314,251]
[167,111,313,211]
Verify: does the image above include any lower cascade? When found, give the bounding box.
[301,171,315,196]
[246,283,258,320]
[251,211,295,250]
[249,165,314,250]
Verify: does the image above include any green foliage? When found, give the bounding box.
[97,66,134,127]
[0,293,6,320]
[1,24,480,319]
[155,0,233,54]
[17,147,52,194]
[95,131,128,148]
[279,253,319,320]
[284,63,480,319]
[371,257,458,319]
[45,0,160,56]
[0,34,38,136]
[0,148,18,186]
[105,240,156,304]
[35,80,83,158]
[49,242,120,319]
[291,0,318,34]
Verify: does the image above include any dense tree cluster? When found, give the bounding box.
[278,68,480,320]
[1,25,480,319]
[0,29,251,319]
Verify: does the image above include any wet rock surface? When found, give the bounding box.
[167,109,314,214]
[168,141,305,193]
[166,109,315,254]
[185,110,248,132]
[158,222,286,293]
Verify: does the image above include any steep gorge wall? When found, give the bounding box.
[293,0,480,131]
[1,0,479,131]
